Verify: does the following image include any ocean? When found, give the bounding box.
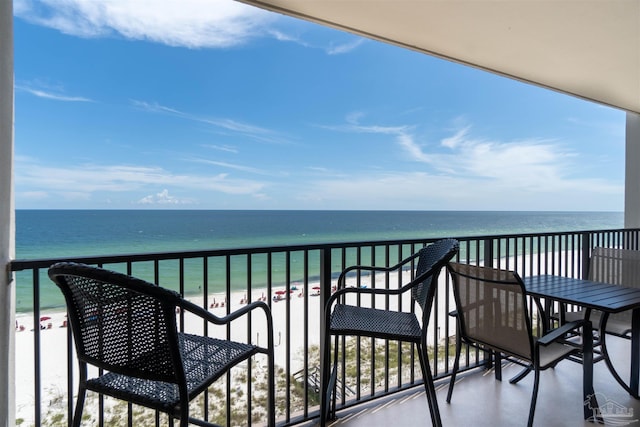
[14,210,623,312]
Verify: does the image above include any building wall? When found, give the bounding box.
[0,0,15,425]
[626,113,640,228]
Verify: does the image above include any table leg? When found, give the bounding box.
[582,320,602,422]
[534,297,549,334]
[600,312,640,398]
[631,308,640,396]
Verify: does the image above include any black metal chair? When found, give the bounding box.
[320,238,459,427]
[48,262,275,427]
[446,262,592,427]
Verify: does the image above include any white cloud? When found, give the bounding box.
[441,127,469,149]
[14,0,275,48]
[298,169,622,211]
[15,158,268,202]
[293,122,623,210]
[14,0,367,56]
[16,83,92,102]
[20,191,49,200]
[202,144,239,154]
[266,28,365,55]
[132,100,289,144]
[188,158,282,176]
[382,124,576,189]
[396,133,431,163]
[137,189,189,205]
[326,39,365,55]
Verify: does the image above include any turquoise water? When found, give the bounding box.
[15,210,623,312]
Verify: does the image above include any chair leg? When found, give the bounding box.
[329,335,340,419]
[494,351,502,381]
[418,343,442,427]
[179,394,189,427]
[72,385,86,427]
[446,334,462,403]
[527,368,541,427]
[267,343,276,427]
[509,365,533,384]
[320,333,338,425]
[72,364,88,427]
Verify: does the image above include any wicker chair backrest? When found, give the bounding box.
[49,262,183,384]
[448,262,533,361]
[411,238,459,314]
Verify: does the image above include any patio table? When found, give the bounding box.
[524,275,640,400]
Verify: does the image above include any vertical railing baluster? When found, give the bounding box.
[32,269,41,427]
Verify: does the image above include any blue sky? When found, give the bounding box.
[13,0,625,211]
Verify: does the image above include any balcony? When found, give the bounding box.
[10,228,640,426]
[315,333,640,426]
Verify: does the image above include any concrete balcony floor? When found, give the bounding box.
[309,335,640,427]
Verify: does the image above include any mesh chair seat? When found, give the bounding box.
[88,333,258,413]
[564,309,632,337]
[535,340,578,368]
[329,304,422,342]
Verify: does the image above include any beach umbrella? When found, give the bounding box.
[39,316,52,330]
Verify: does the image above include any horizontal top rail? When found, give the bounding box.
[10,228,632,272]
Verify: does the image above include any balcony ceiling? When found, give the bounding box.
[238,0,640,114]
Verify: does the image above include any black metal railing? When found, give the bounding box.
[10,228,640,426]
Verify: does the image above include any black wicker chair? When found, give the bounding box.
[446,262,593,427]
[48,262,275,427]
[320,238,459,427]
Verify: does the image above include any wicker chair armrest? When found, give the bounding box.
[179,298,273,333]
[537,319,588,346]
[336,251,422,290]
[325,285,404,315]
[326,262,441,315]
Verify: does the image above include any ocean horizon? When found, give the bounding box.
[14,209,624,313]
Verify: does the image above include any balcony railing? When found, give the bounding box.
[10,228,640,426]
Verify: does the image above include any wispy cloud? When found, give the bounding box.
[14,0,366,56]
[188,158,280,176]
[400,126,573,187]
[326,39,365,55]
[16,83,92,102]
[304,118,622,210]
[333,115,576,183]
[299,167,621,211]
[14,0,275,48]
[15,157,268,203]
[202,144,239,154]
[266,28,365,55]
[131,100,288,144]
